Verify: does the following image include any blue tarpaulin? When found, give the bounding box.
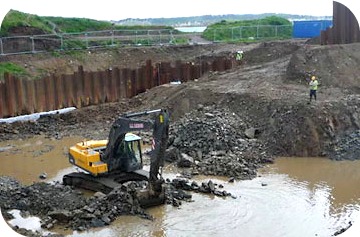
[293,20,333,38]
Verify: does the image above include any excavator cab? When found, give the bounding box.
[114,133,143,172]
[68,133,143,176]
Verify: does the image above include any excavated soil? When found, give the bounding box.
[1,40,360,236]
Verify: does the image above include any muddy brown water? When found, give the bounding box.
[0,136,83,184]
[0,136,359,237]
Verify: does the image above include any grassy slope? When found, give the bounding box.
[0,10,175,36]
[0,62,28,80]
[203,16,293,41]
[0,10,53,36]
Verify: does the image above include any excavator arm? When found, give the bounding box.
[101,117,153,172]
[147,109,169,194]
[101,108,170,193]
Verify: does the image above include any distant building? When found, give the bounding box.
[293,20,333,38]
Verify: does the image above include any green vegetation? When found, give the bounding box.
[0,11,293,53]
[42,16,113,33]
[0,10,53,36]
[0,62,29,80]
[203,16,292,42]
[0,10,177,37]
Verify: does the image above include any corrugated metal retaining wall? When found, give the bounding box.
[0,57,233,118]
[321,1,360,44]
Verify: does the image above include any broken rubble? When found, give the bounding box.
[168,105,273,180]
[1,174,235,234]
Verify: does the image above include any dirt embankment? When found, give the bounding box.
[130,40,360,159]
[1,40,359,158]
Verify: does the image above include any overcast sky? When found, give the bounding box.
[0,0,359,25]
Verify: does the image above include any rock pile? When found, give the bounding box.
[165,178,236,207]
[0,176,22,192]
[168,105,273,180]
[0,178,149,232]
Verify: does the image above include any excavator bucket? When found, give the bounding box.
[137,187,166,208]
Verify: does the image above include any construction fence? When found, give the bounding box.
[0,56,233,118]
[203,25,292,42]
[0,29,185,55]
[0,25,292,56]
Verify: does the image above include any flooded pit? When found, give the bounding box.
[1,136,360,237]
[0,136,83,185]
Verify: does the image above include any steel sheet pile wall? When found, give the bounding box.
[0,56,232,118]
[321,1,360,44]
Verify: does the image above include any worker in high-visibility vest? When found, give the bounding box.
[235,50,243,61]
[309,76,319,102]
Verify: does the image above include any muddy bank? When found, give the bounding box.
[224,93,360,160]
[0,101,135,142]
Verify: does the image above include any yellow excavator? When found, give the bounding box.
[63,109,170,207]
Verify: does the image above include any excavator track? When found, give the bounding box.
[62,170,149,194]
[62,170,165,207]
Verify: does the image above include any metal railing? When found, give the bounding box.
[205,25,293,42]
[0,25,293,56]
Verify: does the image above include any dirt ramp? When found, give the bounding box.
[244,40,301,66]
[286,43,360,92]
